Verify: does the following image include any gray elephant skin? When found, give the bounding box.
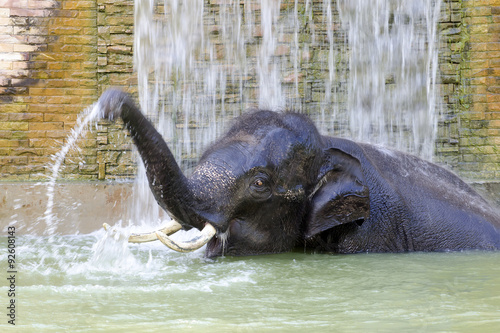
[98,89,500,257]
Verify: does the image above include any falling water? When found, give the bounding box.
[337,0,442,160]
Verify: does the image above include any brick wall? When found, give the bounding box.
[0,0,499,182]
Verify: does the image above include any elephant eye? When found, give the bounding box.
[252,178,268,191]
[249,174,272,200]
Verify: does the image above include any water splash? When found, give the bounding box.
[43,103,102,237]
[87,224,142,271]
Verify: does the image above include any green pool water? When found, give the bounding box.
[1,232,499,332]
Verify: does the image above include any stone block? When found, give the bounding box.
[105,164,136,176]
[0,139,19,148]
[0,122,29,131]
[29,122,64,131]
[28,138,63,148]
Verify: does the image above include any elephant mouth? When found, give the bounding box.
[205,236,223,258]
[205,228,229,257]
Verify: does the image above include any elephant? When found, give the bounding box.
[98,89,500,257]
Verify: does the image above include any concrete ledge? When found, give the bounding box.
[1,182,136,235]
[1,181,499,235]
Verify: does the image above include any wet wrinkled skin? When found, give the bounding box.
[98,89,500,257]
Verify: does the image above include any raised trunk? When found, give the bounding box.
[117,96,206,230]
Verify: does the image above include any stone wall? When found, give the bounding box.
[0,0,136,180]
[457,0,500,180]
[0,0,499,182]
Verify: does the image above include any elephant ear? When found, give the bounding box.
[305,148,370,238]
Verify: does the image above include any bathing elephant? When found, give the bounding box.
[98,89,500,257]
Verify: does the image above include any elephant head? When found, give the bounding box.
[98,90,327,257]
[98,90,500,257]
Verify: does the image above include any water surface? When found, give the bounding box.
[1,233,499,332]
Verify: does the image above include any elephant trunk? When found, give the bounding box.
[98,89,207,231]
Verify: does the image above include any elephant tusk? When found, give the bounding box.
[103,221,183,243]
[155,223,217,253]
[128,220,183,243]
